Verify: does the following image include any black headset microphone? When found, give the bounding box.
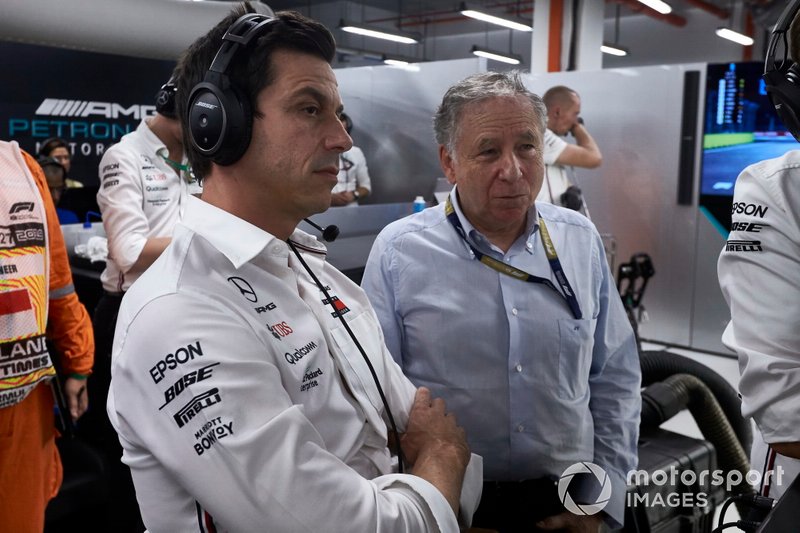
[302,218,340,242]
[763,0,800,142]
[186,13,403,471]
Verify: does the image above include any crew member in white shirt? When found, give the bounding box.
[538,86,602,211]
[90,72,201,532]
[718,5,800,502]
[331,112,371,206]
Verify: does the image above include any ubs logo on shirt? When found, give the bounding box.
[267,321,293,340]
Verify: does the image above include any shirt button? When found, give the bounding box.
[515,364,522,373]
[511,308,518,316]
[272,245,282,254]
[517,424,524,432]
[526,242,533,250]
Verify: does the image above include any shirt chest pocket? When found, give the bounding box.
[328,311,388,426]
[557,318,595,400]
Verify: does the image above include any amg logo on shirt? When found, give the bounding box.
[173,388,222,428]
[255,302,277,314]
[725,240,762,252]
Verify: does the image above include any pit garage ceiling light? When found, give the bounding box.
[383,56,421,71]
[715,27,754,46]
[471,46,522,65]
[601,43,628,57]
[339,20,420,44]
[636,0,672,14]
[460,3,532,32]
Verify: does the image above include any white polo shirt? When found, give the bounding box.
[537,128,570,205]
[97,119,201,293]
[107,196,481,532]
[719,150,800,498]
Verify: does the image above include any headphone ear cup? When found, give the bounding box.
[155,83,177,118]
[187,80,253,166]
[764,63,800,142]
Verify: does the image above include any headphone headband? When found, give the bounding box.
[37,156,65,173]
[187,13,278,166]
[208,14,276,75]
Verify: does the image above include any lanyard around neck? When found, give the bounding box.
[444,195,582,320]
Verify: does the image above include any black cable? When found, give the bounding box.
[712,521,763,533]
[287,239,406,474]
[716,494,742,530]
[715,492,774,533]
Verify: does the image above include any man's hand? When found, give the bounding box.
[330,191,354,206]
[537,512,603,533]
[63,376,89,421]
[771,441,800,459]
[401,387,469,465]
[401,387,470,514]
[555,122,602,169]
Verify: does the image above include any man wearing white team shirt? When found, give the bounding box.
[331,112,371,207]
[106,7,481,532]
[537,86,602,210]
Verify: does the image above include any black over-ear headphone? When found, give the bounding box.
[155,77,178,119]
[186,14,278,166]
[764,0,800,141]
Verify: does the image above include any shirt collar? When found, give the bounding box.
[180,196,327,269]
[138,118,166,152]
[449,185,540,255]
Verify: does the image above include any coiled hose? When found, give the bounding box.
[640,350,751,452]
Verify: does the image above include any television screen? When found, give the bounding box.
[700,61,793,197]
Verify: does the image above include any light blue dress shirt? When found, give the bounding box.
[362,188,641,526]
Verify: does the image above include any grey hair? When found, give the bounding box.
[433,70,547,155]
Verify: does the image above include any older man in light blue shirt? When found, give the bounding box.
[362,71,640,532]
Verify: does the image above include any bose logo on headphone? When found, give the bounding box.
[186,14,278,166]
